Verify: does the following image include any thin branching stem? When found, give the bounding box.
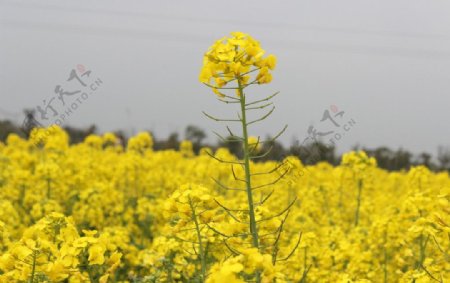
[205,151,244,165]
[247,106,275,125]
[263,124,288,144]
[223,239,241,256]
[231,165,247,183]
[257,197,297,223]
[188,196,206,283]
[211,177,245,191]
[272,210,291,264]
[215,199,248,212]
[246,102,274,111]
[251,170,289,191]
[203,82,240,90]
[245,91,279,107]
[226,126,237,137]
[218,98,241,104]
[277,232,303,262]
[213,131,243,143]
[251,161,287,176]
[215,200,247,223]
[202,111,241,123]
[421,264,442,283]
[249,145,273,160]
[254,190,275,205]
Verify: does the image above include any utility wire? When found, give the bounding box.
[1,1,450,41]
[2,19,450,60]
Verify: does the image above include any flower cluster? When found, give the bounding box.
[199,32,277,96]
[0,127,448,282]
[0,212,121,282]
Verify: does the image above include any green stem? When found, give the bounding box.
[189,196,206,283]
[167,253,174,283]
[354,179,363,227]
[417,233,429,268]
[418,234,424,267]
[238,79,261,283]
[29,250,37,283]
[87,268,95,283]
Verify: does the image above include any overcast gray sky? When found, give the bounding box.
[1,0,449,154]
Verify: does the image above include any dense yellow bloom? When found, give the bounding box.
[0,127,448,282]
[180,140,194,157]
[199,32,277,96]
[207,257,245,283]
[88,243,106,265]
[127,132,153,153]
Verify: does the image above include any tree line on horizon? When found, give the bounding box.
[0,118,449,172]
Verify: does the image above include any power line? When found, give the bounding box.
[2,19,450,60]
[2,1,450,41]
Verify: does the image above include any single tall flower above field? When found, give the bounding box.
[199,32,298,283]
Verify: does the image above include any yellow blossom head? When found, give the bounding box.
[200,32,277,96]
